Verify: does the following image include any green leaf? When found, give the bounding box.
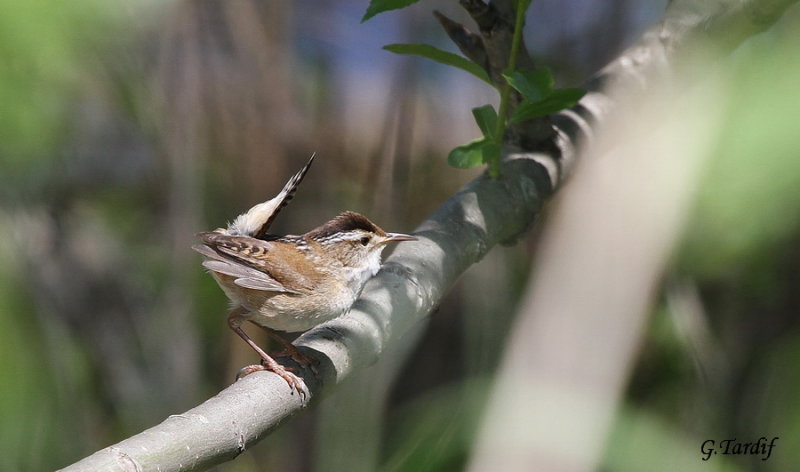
[383,44,492,85]
[362,0,420,22]
[503,68,555,102]
[510,88,586,123]
[448,137,490,168]
[472,105,498,138]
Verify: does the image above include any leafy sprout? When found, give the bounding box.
[364,0,585,177]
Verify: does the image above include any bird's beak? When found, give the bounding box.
[383,233,418,244]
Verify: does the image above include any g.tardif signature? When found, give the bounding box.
[700,437,778,461]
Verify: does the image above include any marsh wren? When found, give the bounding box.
[193,155,416,395]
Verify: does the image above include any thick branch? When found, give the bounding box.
[59,147,556,472]
[59,0,797,470]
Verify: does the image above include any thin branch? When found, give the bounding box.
[446,0,556,151]
[58,0,797,470]
[433,10,488,72]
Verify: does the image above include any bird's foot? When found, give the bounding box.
[236,358,308,400]
[274,345,319,375]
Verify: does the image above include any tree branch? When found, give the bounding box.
[58,0,797,470]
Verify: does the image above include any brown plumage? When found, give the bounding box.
[193,157,417,398]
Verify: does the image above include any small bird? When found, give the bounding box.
[193,155,416,395]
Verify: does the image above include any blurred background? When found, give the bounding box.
[2,0,799,470]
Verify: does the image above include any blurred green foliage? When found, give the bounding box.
[623,23,800,472]
[604,406,740,472]
[679,32,800,279]
[0,0,113,172]
[0,238,53,471]
[382,380,489,472]
[760,339,800,470]
[0,1,121,469]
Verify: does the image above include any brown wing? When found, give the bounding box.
[194,232,315,293]
[194,243,298,294]
[206,259,293,292]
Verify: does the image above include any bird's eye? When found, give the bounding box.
[360,236,370,246]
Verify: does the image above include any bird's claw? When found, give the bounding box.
[236,363,309,401]
[274,348,319,375]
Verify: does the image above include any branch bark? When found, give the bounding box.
[59,0,798,470]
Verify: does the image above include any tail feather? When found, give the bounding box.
[227,154,315,238]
